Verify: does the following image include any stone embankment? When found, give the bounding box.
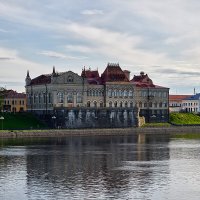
[1,126,200,138]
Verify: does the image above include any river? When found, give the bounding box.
[0,133,200,200]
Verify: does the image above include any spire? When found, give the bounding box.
[25,70,31,86]
[81,66,86,78]
[27,70,30,78]
[53,66,55,74]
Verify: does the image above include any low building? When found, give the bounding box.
[2,90,27,112]
[182,93,200,113]
[169,95,192,112]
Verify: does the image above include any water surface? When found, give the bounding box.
[0,134,200,200]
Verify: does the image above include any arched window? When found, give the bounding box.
[87,101,90,107]
[43,93,46,103]
[114,90,117,97]
[159,102,162,107]
[67,75,73,83]
[149,102,152,107]
[129,90,133,97]
[92,90,95,96]
[125,101,128,107]
[124,90,128,97]
[130,102,133,107]
[109,101,112,107]
[144,102,147,107]
[48,93,51,103]
[94,101,97,107]
[119,90,122,97]
[67,93,73,103]
[95,90,99,96]
[120,102,123,107]
[76,93,82,103]
[100,102,103,107]
[38,93,41,104]
[114,101,117,107]
[57,92,64,103]
[33,94,37,104]
[154,102,157,108]
[108,90,112,97]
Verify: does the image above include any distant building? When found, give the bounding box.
[25,63,169,128]
[1,90,26,112]
[182,93,200,113]
[169,95,192,112]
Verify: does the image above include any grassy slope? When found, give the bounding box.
[0,113,47,130]
[170,113,200,125]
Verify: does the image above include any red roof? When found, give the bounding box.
[5,90,26,98]
[169,95,192,101]
[30,74,51,85]
[101,63,129,83]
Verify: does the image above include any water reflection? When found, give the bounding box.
[0,134,199,199]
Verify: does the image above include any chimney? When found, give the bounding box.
[124,70,130,80]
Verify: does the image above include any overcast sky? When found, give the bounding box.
[1,0,200,94]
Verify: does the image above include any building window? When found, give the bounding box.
[120,102,123,107]
[48,93,51,103]
[108,90,112,97]
[154,102,157,108]
[76,93,83,103]
[92,90,95,96]
[109,101,112,107]
[100,102,103,107]
[144,102,147,108]
[139,102,142,108]
[67,75,73,83]
[130,102,133,107]
[124,90,128,97]
[149,102,152,107]
[159,102,162,107]
[125,101,128,107]
[43,93,46,104]
[94,101,97,107]
[67,93,73,103]
[129,90,133,97]
[58,92,64,103]
[114,101,117,107]
[87,101,90,107]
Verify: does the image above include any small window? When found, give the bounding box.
[67,75,73,83]
[87,101,90,107]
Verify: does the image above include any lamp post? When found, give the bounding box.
[0,116,4,130]
[52,116,56,129]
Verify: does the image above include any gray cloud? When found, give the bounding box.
[81,9,104,15]
[0,57,14,60]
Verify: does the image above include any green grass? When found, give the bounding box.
[142,123,171,127]
[170,113,200,125]
[0,112,47,130]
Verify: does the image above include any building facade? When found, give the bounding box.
[25,63,169,127]
[182,93,200,113]
[169,95,192,112]
[1,90,26,112]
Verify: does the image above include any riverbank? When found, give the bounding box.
[1,126,200,138]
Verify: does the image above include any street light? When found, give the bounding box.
[0,116,4,130]
[52,116,56,129]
